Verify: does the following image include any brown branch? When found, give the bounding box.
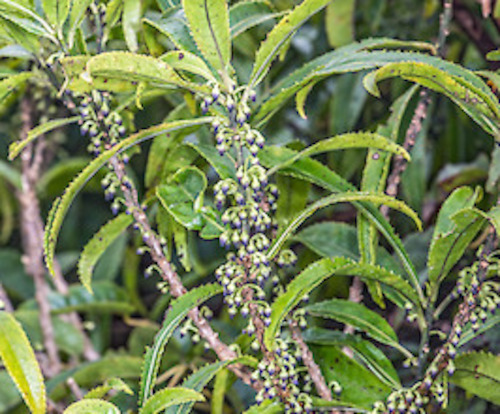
[109,157,254,387]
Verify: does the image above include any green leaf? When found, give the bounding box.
[451,352,500,405]
[0,0,56,41]
[325,0,355,47]
[310,344,392,409]
[229,1,281,38]
[44,118,211,278]
[259,146,422,298]
[63,399,120,414]
[78,214,133,293]
[267,132,410,176]
[160,50,217,83]
[188,142,236,179]
[123,0,141,52]
[305,299,409,355]
[363,61,500,138]
[141,388,205,414]
[165,356,257,414]
[42,0,69,31]
[243,400,284,414]
[211,368,229,414]
[267,191,421,260]
[182,0,231,74]
[139,284,223,406]
[0,312,46,414]
[84,377,133,400]
[142,7,198,55]
[67,0,92,48]
[276,175,310,230]
[264,257,421,350]
[0,159,22,189]
[249,0,331,88]
[9,116,80,160]
[0,72,31,109]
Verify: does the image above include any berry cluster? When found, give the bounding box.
[371,386,436,414]
[252,339,314,414]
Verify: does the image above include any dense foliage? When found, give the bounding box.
[0,0,499,413]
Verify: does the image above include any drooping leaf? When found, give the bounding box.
[264,257,421,350]
[44,118,211,279]
[139,284,223,406]
[305,299,411,357]
[141,388,205,414]
[9,116,80,160]
[267,191,421,261]
[182,0,231,74]
[63,398,120,414]
[248,0,331,88]
[451,352,500,405]
[77,214,133,293]
[0,312,45,414]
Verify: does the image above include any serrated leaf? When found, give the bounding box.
[182,0,230,74]
[141,387,205,414]
[44,118,211,279]
[305,299,410,356]
[249,0,331,88]
[84,378,133,400]
[451,352,500,405]
[139,284,223,406]
[259,146,422,298]
[63,398,120,414]
[363,61,500,138]
[267,191,421,260]
[165,356,257,414]
[78,214,133,293]
[0,312,45,414]
[9,116,80,160]
[229,1,281,38]
[267,132,410,176]
[264,257,421,350]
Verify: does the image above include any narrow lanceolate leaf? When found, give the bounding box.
[305,299,409,355]
[249,0,331,88]
[165,356,257,414]
[9,116,80,160]
[123,0,141,52]
[267,191,422,260]
[67,0,93,48]
[42,0,70,31]
[0,72,31,107]
[451,352,500,405]
[259,146,422,298]
[44,118,212,279]
[78,214,133,293]
[267,132,410,175]
[229,1,281,38]
[363,61,500,138]
[63,399,120,414]
[0,312,45,414]
[264,257,420,350]
[182,0,231,74]
[141,388,205,414]
[139,284,223,407]
[160,50,217,83]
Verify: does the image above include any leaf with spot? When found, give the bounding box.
[139,284,223,407]
[0,312,45,414]
[43,119,211,279]
[63,399,120,414]
[451,352,500,405]
[182,0,231,75]
[141,388,205,414]
[264,257,421,350]
[160,50,217,83]
[78,214,133,293]
[305,299,411,357]
[363,61,500,139]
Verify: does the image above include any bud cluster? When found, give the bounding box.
[252,339,314,413]
[370,387,431,414]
